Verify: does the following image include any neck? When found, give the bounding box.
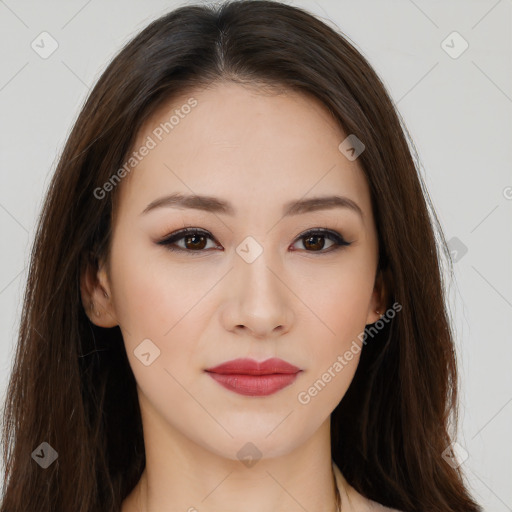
[135,464,342,512]
[123,408,343,512]
[123,390,345,512]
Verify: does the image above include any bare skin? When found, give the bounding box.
[82,80,386,512]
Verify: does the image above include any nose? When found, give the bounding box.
[219,246,295,340]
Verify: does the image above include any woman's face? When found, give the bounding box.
[87,81,384,460]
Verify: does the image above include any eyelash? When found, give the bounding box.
[156,227,352,255]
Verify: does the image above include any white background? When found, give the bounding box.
[0,0,511,509]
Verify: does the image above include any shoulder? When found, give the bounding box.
[332,462,405,512]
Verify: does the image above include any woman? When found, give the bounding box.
[0,1,482,511]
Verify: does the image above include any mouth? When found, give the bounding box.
[204,357,302,397]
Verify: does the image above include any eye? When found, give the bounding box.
[156,228,219,254]
[156,227,352,255]
[290,228,352,253]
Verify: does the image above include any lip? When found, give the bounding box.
[205,357,302,396]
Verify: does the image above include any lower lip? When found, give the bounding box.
[206,372,300,396]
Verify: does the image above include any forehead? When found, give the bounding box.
[114,81,373,225]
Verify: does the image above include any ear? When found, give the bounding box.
[80,252,118,328]
[366,267,387,325]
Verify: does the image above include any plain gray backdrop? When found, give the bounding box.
[0,0,511,509]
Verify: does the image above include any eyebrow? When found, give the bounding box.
[140,193,364,219]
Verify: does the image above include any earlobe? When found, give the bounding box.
[366,269,387,325]
[366,306,383,326]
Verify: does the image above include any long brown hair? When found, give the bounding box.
[0,1,481,510]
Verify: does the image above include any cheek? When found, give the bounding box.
[109,258,205,421]
[109,238,203,335]
[294,310,362,417]
[304,261,375,339]
[108,242,218,381]
[297,262,373,400]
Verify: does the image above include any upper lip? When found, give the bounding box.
[205,357,301,375]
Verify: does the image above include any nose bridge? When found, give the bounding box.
[235,234,282,301]
[227,233,293,334]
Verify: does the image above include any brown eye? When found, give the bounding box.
[157,227,351,256]
[303,233,329,251]
[291,229,352,253]
[157,228,218,254]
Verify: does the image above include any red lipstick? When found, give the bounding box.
[205,357,301,396]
